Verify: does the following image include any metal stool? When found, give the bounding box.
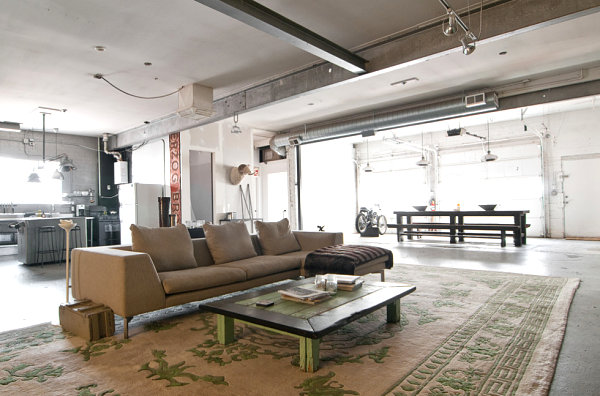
[36,226,58,265]
[62,225,84,261]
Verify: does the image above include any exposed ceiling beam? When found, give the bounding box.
[193,0,367,74]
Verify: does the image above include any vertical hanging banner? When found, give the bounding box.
[169,133,182,224]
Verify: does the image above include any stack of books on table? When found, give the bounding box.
[330,274,364,291]
[278,287,331,305]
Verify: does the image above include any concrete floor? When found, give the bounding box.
[1,236,598,395]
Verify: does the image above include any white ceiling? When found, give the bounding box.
[1,1,599,136]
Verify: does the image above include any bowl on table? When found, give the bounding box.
[479,204,497,211]
[412,205,428,211]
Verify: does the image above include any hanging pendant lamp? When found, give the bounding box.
[482,122,498,162]
[416,131,430,167]
[364,139,373,172]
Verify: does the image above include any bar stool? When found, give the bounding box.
[62,225,84,261]
[36,226,58,265]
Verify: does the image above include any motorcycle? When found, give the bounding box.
[355,205,387,235]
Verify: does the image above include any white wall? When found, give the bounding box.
[180,120,256,227]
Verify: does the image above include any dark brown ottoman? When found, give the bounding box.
[303,244,393,281]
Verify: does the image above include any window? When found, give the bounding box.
[0,157,63,203]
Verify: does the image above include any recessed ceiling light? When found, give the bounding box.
[499,51,507,55]
[144,62,152,66]
[307,102,314,106]
[94,46,107,52]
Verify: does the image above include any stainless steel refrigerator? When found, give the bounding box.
[118,183,164,244]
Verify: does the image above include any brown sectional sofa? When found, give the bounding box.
[71,226,343,338]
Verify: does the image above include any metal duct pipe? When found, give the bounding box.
[102,133,122,161]
[270,92,498,155]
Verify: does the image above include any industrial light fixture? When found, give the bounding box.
[416,131,430,167]
[482,122,498,162]
[364,139,373,172]
[231,112,242,134]
[0,121,21,132]
[27,170,41,183]
[437,0,482,55]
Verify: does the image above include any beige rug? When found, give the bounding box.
[0,264,579,395]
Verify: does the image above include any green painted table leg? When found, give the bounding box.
[299,337,320,372]
[387,298,401,323]
[217,314,234,345]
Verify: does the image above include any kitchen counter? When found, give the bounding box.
[15,216,89,265]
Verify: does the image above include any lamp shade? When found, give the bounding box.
[27,171,41,183]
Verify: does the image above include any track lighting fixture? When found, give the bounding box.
[460,33,477,55]
[231,112,242,134]
[442,10,457,36]
[438,0,481,55]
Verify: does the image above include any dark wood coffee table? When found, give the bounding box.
[198,278,416,372]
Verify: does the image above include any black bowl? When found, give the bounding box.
[479,204,497,211]
[412,205,428,211]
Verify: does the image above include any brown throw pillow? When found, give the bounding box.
[255,218,301,255]
[203,222,257,264]
[130,223,197,272]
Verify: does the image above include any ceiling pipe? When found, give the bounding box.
[270,92,498,155]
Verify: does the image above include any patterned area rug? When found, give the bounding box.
[0,264,578,395]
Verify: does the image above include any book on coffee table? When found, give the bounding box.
[336,279,364,291]
[327,274,361,284]
[278,287,331,304]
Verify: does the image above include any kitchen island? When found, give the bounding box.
[14,216,89,265]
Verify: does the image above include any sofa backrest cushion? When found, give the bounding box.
[203,221,258,264]
[130,223,198,272]
[191,238,215,267]
[255,218,301,255]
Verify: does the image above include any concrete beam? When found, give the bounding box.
[193,0,366,74]
[112,0,600,149]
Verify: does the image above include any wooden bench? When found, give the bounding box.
[388,222,530,247]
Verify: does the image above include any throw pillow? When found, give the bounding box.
[203,221,257,264]
[130,223,197,272]
[255,218,301,255]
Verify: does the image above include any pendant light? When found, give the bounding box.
[52,128,64,180]
[27,112,49,182]
[482,122,498,162]
[231,112,242,134]
[364,138,373,172]
[416,131,430,167]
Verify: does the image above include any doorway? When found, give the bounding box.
[259,160,289,222]
[189,150,213,223]
[562,155,600,239]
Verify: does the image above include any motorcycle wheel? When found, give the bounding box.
[355,213,369,233]
[377,215,388,235]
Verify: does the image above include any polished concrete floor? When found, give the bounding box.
[1,236,598,395]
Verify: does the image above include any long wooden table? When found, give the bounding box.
[391,210,530,246]
[198,278,415,372]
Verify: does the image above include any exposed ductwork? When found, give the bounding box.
[102,133,122,161]
[269,92,498,156]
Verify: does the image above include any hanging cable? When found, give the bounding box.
[93,74,184,99]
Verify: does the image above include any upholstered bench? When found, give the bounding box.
[303,244,393,281]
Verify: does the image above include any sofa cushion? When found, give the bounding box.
[158,266,247,294]
[255,218,301,255]
[220,255,301,280]
[130,224,197,272]
[203,222,257,264]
